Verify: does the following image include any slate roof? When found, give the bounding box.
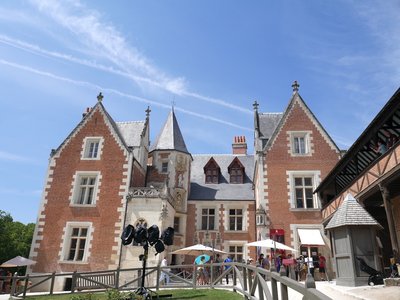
[325,194,383,229]
[117,121,146,147]
[259,113,283,140]
[189,154,255,201]
[149,110,189,154]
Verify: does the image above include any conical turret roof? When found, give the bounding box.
[326,194,383,229]
[149,109,189,154]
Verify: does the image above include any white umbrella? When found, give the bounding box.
[246,239,297,252]
[171,244,227,256]
[0,256,36,267]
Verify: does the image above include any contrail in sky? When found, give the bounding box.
[0,59,252,132]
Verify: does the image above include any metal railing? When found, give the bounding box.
[4,262,331,300]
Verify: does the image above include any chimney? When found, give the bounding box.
[232,136,247,155]
[82,107,91,118]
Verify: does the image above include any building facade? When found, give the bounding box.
[29,82,344,290]
[253,82,341,270]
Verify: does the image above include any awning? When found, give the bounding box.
[297,229,325,246]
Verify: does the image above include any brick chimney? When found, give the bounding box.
[82,107,91,118]
[232,136,247,155]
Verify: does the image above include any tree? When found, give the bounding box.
[0,210,35,265]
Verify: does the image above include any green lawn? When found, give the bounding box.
[25,288,244,300]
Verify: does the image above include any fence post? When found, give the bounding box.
[243,266,248,299]
[71,271,77,293]
[115,267,120,290]
[193,265,197,289]
[156,264,161,291]
[210,263,214,288]
[49,272,55,295]
[305,273,316,288]
[10,272,18,297]
[233,266,237,288]
[271,274,278,300]
[23,274,30,298]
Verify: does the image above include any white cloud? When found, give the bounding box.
[0,150,33,163]
[26,1,252,114]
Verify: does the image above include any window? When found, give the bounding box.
[204,158,220,184]
[287,171,320,209]
[290,132,310,155]
[256,214,265,226]
[161,162,168,173]
[229,245,243,262]
[62,223,92,262]
[201,208,215,230]
[229,209,243,231]
[67,227,88,261]
[294,176,314,208]
[205,168,218,183]
[174,217,180,233]
[82,137,103,159]
[73,174,98,205]
[228,157,245,184]
[230,167,243,183]
[71,171,100,206]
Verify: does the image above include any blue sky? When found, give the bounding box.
[1,0,399,224]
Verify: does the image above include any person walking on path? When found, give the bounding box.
[159,257,170,285]
[223,255,233,284]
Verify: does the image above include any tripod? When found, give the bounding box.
[134,243,158,300]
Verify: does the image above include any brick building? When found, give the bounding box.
[253,82,341,270]
[29,82,342,290]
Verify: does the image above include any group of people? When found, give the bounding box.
[254,252,327,281]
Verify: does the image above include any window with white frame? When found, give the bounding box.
[229,209,243,231]
[72,172,99,205]
[288,171,320,209]
[82,137,103,159]
[201,208,215,230]
[290,132,310,155]
[63,224,91,262]
[229,245,243,262]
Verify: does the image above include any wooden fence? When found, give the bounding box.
[4,262,331,300]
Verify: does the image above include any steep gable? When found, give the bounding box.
[51,99,132,159]
[265,91,340,156]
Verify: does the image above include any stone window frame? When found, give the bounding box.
[70,171,101,207]
[81,136,104,160]
[224,206,246,232]
[201,208,216,230]
[288,131,312,157]
[287,170,321,210]
[59,221,93,263]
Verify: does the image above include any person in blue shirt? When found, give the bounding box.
[223,255,233,284]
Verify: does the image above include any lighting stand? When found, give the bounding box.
[133,242,159,300]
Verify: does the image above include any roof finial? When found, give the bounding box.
[292,81,300,92]
[253,100,259,111]
[97,92,103,102]
[145,106,151,119]
[171,100,175,112]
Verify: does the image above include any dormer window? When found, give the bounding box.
[228,157,245,184]
[204,157,220,184]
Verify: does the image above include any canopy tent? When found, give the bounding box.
[0,256,36,268]
[246,239,297,252]
[171,244,227,256]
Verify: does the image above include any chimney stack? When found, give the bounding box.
[82,107,91,118]
[232,136,247,155]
